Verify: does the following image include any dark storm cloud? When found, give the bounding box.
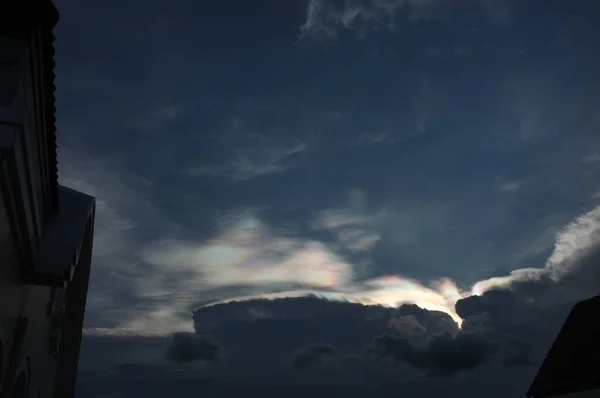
[192,296,460,358]
[449,241,600,373]
[192,296,511,378]
[500,336,533,367]
[166,332,220,363]
[292,343,337,370]
[368,331,497,377]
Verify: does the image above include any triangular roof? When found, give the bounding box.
[527,295,600,398]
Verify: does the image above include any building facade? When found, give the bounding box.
[0,1,96,397]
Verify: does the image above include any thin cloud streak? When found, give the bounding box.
[299,0,511,38]
[581,152,600,164]
[184,143,307,181]
[472,204,600,294]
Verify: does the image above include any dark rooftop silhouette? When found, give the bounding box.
[527,295,600,398]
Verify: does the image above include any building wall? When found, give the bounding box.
[0,34,49,251]
[0,164,65,398]
[0,174,62,398]
[1,15,95,398]
[1,33,61,398]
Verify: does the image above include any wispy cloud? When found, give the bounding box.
[311,189,384,254]
[59,149,194,332]
[352,128,428,148]
[184,143,307,181]
[472,204,600,294]
[581,152,600,164]
[141,216,355,289]
[300,0,402,37]
[300,0,511,38]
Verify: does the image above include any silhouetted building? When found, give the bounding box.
[527,295,600,398]
[1,1,96,397]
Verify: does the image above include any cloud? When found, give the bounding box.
[299,0,511,38]
[352,129,429,148]
[181,201,600,382]
[60,149,205,333]
[500,336,533,367]
[62,154,464,335]
[470,204,600,297]
[59,151,152,327]
[194,274,465,327]
[292,343,338,370]
[369,331,498,377]
[186,296,521,378]
[184,143,307,181]
[141,215,355,289]
[581,152,600,164]
[166,332,220,363]
[67,139,600,345]
[191,297,463,370]
[300,0,401,37]
[498,180,523,192]
[311,189,383,254]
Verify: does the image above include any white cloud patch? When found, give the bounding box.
[185,143,307,181]
[544,205,600,280]
[472,204,600,294]
[498,180,523,193]
[140,217,355,289]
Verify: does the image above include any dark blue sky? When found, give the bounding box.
[52,0,600,396]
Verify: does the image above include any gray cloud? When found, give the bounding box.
[498,180,523,192]
[369,331,498,377]
[292,343,338,370]
[166,332,220,364]
[300,0,406,38]
[190,296,505,378]
[581,152,600,164]
[184,143,307,181]
[59,150,198,332]
[500,336,533,367]
[299,0,511,38]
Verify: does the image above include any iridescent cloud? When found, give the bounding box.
[140,215,355,289]
[107,201,600,334]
